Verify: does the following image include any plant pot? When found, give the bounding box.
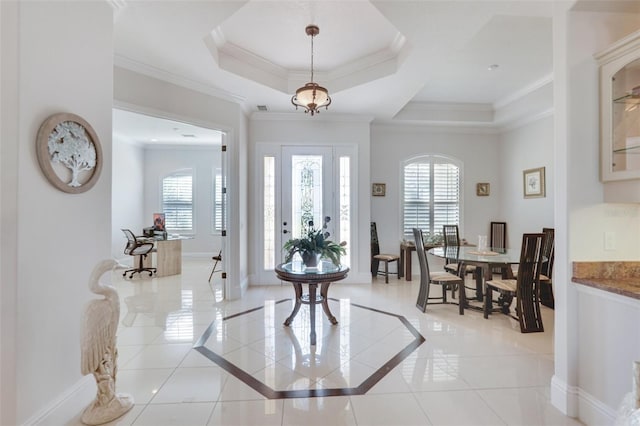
[302,252,321,268]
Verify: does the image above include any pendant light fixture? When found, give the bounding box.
[291,25,331,116]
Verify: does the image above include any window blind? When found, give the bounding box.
[403,157,460,239]
[212,171,223,232]
[162,171,193,232]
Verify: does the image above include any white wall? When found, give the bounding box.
[112,136,145,260]
[499,116,555,249]
[370,123,502,276]
[143,146,223,255]
[553,7,640,424]
[1,2,113,424]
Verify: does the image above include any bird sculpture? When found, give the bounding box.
[80,259,133,425]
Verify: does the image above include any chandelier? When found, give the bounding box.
[291,25,331,116]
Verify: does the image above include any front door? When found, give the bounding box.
[256,144,354,284]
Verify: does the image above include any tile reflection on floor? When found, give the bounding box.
[37,259,582,426]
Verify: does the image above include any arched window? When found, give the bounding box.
[402,155,462,240]
[162,169,193,232]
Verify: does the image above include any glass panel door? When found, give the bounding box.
[256,145,354,284]
[281,146,334,250]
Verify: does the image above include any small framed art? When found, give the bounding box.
[372,183,386,196]
[476,182,490,196]
[523,167,545,198]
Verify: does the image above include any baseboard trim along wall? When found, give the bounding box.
[551,375,617,425]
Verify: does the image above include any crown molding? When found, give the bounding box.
[250,111,374,123]
[114,55,246,105]
[496,107,554,132]
[372,120,500,135]
[106,0,127,12]
[493,73,553,110]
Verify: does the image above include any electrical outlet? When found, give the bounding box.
[604,232,616,251]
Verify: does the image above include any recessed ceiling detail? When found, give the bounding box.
[206,0,407,95]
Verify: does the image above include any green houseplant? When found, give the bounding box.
[283,218,346,267]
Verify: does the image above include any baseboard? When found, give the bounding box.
[578,388,617,426]
[551,375,579,417]
[22,375,93,426]
[551,375,617,425]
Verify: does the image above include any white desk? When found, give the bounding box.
[138,236,187,277]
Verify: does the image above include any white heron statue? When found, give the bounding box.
[80,259,133,425]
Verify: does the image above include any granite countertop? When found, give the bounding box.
[572,262,640,300]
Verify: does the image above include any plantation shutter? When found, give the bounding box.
[403,156,460,240]
[162,171,193,232]
[403,162,430,239]
[433,161,460,233]
[212,171,223,232]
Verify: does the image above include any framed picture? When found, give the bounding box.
[153,213,166,231]
[523,167,546,198]
[372,183,386,196]
[476,182,490,196]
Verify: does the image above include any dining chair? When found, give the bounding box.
[371,222,400,283]
[442,224,480,299]
[413,228,465,314]
[484,233,545,333]
[489,221,507,275]
[510,227,555,308]
[539,227,555,309]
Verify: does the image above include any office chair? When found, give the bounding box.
[121,229,156,279]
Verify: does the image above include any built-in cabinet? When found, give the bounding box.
[596,30,640,182]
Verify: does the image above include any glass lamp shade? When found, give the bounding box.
[292,82,331,115]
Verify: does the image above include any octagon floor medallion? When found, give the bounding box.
[194,298,425,399]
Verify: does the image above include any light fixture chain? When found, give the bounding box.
[310,33,314,83]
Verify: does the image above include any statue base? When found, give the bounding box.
[81,393,134,425]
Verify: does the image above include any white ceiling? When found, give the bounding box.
[113,109,222,146]
[109,0,636,141]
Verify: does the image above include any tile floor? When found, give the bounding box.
[38,258,582,426]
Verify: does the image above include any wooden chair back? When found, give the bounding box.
[490,221,507,249]
[413,228,431,311]
[490,221,507,274]
[442,224,460,248]
[515,233,545,333]
[370,222,380,273]
[541,227,555,278]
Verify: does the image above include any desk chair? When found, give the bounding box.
[208,250,223,282]
[121,229,156,279]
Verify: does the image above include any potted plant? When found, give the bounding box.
[283,218,346,267]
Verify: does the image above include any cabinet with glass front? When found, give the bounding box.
[596,30,640,182]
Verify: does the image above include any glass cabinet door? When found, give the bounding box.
[597,29,640,182]
[612,58,640,175]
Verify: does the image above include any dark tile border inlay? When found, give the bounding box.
[194,298,425,399]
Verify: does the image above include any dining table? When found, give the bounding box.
[428,246,521,305]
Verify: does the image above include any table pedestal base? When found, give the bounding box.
[283,282,337,346]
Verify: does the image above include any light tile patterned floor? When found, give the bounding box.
[38,259,582,426]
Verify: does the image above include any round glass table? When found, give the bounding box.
[275,261,349,346]
[428,246,520,302]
